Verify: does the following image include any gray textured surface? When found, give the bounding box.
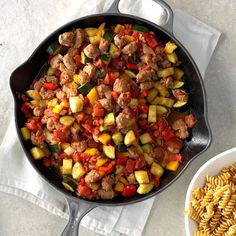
[1,0,236,235]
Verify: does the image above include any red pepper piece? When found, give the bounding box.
[43,82,57,90]
[122,184,137,197]
[138,104,149,113]
[138,90,148,99]
[144,33,158,49]
[127,63,138,70]
[168,154,184,163]
[99,162,114,174]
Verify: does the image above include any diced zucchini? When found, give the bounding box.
[98,133,111,145]
[30,147,45,160]
[98,68,106,78]
[147,88,158,103]
[89,35,101,45]
[87,87,99,105]
[129,98,139,109]
[124,130,136,146]
[117,144,127,152]
[62,177,77,192]
[103,145,115,159]
[156,105,168,116]
[59,116,75,127]
[142,144,153,154]
[132,24,149,33]
[151,97,174,107]
[103,30,114,41]
[114,182,125,192]
[62,159,73,175]
[174,68,184,80]
[84,148,98,155]
[69,96,84,113]
[114,24,124,34]
[77,82,94,94]
[26,90,41,100]
[99,125,107,132]
[134,170,149,184]
[46,42,61,55]
[81,51,92,64]
[20,127,31,140]
[139,133,152,145]
[166,160,180,171]
[151,162,164,177]
[171,81,184,89]
[157,67,174,78]
[84,27,98,37]
[109,43,120,58]
[64,146,75,155]
[72,162,86,181]
[137,183,154,194]
[30,100,45,107]
[144,153,154,165]
[124,69,136,78]
[104,112,115,126]
[148,105,157,123]
[124,35,134,43]
[100,54,111,64]
[47,67,56,76]
[95,158,108,168]
[154,82,170,97]
[167,52,178,63]
[48,143,61,153]
[112,132,123,145]
[173,101,187,108]
[165,42,177,54]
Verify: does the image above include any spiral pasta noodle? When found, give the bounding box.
[185,162,236,236]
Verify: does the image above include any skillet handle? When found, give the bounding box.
[61,198,96,236]
[107,0,174,34]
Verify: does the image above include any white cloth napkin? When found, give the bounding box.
[0,0,220,235]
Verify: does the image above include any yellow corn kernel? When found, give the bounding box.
[114,182,125,192]
[84,148,98,155]
[166,161,180,171]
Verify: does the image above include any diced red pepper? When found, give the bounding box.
[133,31,140,43]
[153,176,161,187]
[168,154,184,163]
[43,82,57,90]
[138,90,149,99]
[99,162,114,174]
[116,155,128,166]
[21,103,31,117]
[122,184,136,197]
[138,104,149,113]
[73,54,82,67]
[127,63,138,70]
[144,33,158,49]
[162,128,175,141]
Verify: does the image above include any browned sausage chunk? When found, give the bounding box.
[184,114,196,129]
[101,175,115,191]
[84,44,100,59]
[160,76,174,88]
[74,28,84,48]
[59,31,75,47]
[113,78,130,94]
[136,69,156,83]
[96,84,112,99]
[63,53,76,72]
[97,189,115,199]
[128,146,140,159]
[172,89,189,102]
[50,54,63,69]
[71,140,87,153]
[114,34,126,48]
[122,42,138,55]
[117,92,131,108]
[83,63,96,79]
[98,98,113,112]
[78,70,90,85]
[39,87,55,100]
[172,119,189,139]
[140,81,153,92]
[60,70,73,85]
[33,77,45,91]
[85,170,100,184]
[33,107,44,117]
[99,38,110,54]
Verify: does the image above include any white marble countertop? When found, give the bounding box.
[1,0,236,235]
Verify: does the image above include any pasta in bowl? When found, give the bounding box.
[185,147,236,236]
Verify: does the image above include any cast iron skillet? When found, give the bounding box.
[10,0,211,235]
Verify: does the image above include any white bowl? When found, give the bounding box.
[184,147,236,236]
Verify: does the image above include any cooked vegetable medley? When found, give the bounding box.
[20,22,196,200]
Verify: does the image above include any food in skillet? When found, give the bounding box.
[20,22,196,200]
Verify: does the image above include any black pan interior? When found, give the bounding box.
[10,14,211,206]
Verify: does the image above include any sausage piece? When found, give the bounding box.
[84,44,100,59]
[122,42,138,55]
[85,170,100,184]
[74,28,84,48]
[59,31,75,47]
[113,78,130,94]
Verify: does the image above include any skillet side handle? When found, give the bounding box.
[61,198,96,236]
[107,0,174,34]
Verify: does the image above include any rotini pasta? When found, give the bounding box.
[186,162,236,236]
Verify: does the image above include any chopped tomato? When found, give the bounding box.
[36,129,46,142]
[52,127,70,143]
[116,155,128,166]
[127,63,138,70]
[77,184,96,200]
[165,138,182,151]
[94,58,103,68]
[44,108,60,119]
[111,91,119,101]
[93,102,105,117]
[111,58,124,70]
[138,90,149,99]
[129,81,139,98]
[122,184,136,197]
[43,158,52,168]
[138,119,148,128]
[103,72,117,85]
[75,112,86,122]
[82,120,94,133]
[21,103,32,117]
[162,128,175,141]
[138,104,148,113]
[43,82,57,90]
[153,176,161,187]
[132,31,140,43]
[25,117,41,132]
[73,54,82,67]
[125,159,136,175]
[144,33,158,49]
[135,157,146,170]
[168,154,184,163]
[99,162,114,174]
